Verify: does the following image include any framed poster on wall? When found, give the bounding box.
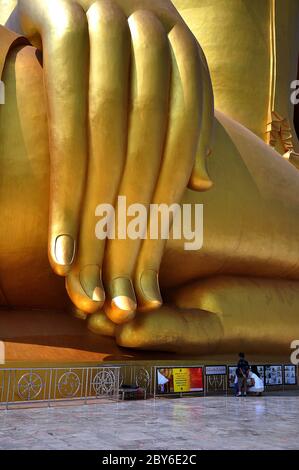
[256,365,265,384]
[156,366,204,395]
[265,365,283,386]
[205,365,227,376]
[228,366,237,388]
[284,365,297,385]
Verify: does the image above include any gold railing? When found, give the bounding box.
[0,366,120,409]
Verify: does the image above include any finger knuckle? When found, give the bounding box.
[128,10,166,48]
[88,0,127,31]
[53,2,87,36]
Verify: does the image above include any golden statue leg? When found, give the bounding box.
[92,276,299,355]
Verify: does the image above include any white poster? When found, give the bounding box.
[256,366,265,383]
[228,366,237,388]
[205,366,227,376]
[284,365,297,385]
[265,365,283,386]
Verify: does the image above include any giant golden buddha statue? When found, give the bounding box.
[0,0,299,359]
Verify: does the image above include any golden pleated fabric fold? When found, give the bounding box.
[0,25,29,79]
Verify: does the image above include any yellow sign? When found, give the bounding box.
[173,368,190,392]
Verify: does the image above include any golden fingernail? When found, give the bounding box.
[55,235,75,265]
[106,277,137,324]
[80,265,105,302]
[139,269,162,310]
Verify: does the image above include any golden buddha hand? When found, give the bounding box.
[16,0,214,323]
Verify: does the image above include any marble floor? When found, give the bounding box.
[0,396,298,450]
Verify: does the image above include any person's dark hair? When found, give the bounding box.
[251,365,260,378]
[239,352,245,358]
